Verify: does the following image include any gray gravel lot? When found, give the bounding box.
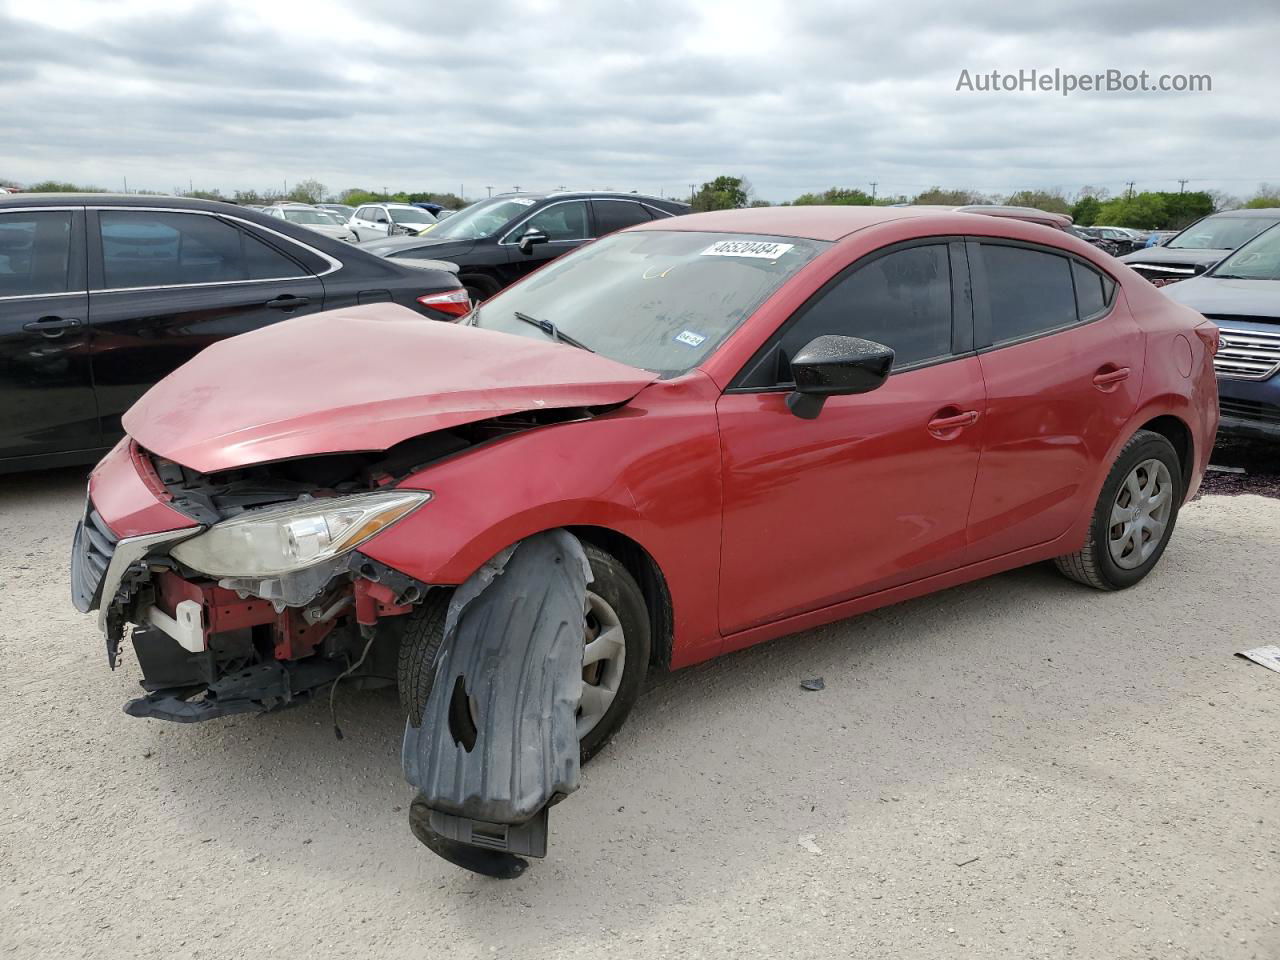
[1,468,1277,960]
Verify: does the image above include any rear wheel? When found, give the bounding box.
[395,540,650,762]
[1054,429,1182,590]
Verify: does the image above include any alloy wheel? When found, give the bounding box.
[578,591,626,739]
[1108,458,1174,570]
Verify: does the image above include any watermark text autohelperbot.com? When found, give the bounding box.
[956,68,1211,96]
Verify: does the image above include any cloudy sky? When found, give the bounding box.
[3,0,1278,204]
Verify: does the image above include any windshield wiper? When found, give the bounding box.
[512,311,595,353]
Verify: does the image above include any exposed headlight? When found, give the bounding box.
[170,490,430,578]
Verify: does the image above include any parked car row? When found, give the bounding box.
[0,194,469,472]
[354,191,691,302]
[1119,208,1280,284]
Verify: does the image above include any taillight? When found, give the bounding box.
[416,288,472,319]
[1194,321,1220,356]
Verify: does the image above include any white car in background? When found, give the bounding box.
[348,202,437,241]
[264,204,358,242]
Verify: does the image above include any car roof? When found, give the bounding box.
[1208,208,1280,217]
[627,204,1075,242]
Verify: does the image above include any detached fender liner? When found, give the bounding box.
[402,529,590,877]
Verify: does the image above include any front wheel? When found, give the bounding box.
[1054,429,1183,590]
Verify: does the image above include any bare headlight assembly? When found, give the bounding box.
[171,490,430,578]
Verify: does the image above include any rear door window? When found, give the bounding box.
[99,211,307,289]
[980,244,1077,344]
[592,200,653,236]
[0,210,75,296]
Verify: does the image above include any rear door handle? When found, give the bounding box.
[927,410,980,435]
[23,317,81,337]
[265,295,310,310]
[1092,366,1131,388]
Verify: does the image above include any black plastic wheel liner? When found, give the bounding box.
[402,529,590,875]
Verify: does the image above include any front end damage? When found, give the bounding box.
[74,432,600,874]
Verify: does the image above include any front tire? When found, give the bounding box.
[1054,429,1182,590]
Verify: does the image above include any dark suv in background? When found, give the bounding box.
[356,191,690,302]
[0,194,465,473]
[1120,208,1280,285]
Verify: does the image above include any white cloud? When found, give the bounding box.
[1,0,1277,202]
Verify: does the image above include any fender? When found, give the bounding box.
[359,372,726,668]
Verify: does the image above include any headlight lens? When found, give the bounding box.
[171,490,430,578]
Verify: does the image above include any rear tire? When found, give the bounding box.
[1054,429,1182,590]
[459,274,500,304]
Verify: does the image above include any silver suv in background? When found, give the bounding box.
[349,202,438,241]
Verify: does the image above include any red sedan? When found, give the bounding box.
[73,206,1218,872]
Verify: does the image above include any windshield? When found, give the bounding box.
[1167,214,1280,250]
[472,231,827,376]
[1210,225,1280,280]
[426,196,540,240]
[390,207,436,224]
[282,209,333,225]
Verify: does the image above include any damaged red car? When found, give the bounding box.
[73,206,1219,875]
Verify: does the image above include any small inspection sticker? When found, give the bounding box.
[674,330,707,347]
[510,197,537,206]
[701,239,795,259]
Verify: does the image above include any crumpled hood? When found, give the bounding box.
[124,304,658,473]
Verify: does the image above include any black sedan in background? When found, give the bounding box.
[357,191,691,302]
[0,194,465,473]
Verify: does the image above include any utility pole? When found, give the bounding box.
[123,176,128,194]
[513,185,521,193]
[870,181,878,200]
[486,186,494,197]
[1125,181,1135,198]
[1177,178,1189,193]
[689,183,696,203]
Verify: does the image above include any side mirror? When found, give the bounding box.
[518,227,549,255]
[786,335,894,420]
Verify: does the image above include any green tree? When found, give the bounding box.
[1244,183,1280,209]
[793,187,875,206]
[690,175,751,212]
[1160,191,1214,228]
[1071,195,1102,226]
[27,180,102,192]
[287,178,326,204]
[912,187,982,205]
[1095,193,1168,229]
[1005,190,1071,215]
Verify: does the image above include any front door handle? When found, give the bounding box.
[1092,365,1131,390]
[927,409,980,437]
[265,295,310,310]
[23,316,81,338]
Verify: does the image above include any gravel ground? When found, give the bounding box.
[1201,437,1280,500]
[1,468,1277,960]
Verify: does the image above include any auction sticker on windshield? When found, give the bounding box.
[701,239,795,259]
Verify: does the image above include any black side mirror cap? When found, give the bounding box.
[786,335,895,419]
[518,228,549,255]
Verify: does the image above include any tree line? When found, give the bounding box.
[8,174,1280,231]
[690,177,1280,231]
